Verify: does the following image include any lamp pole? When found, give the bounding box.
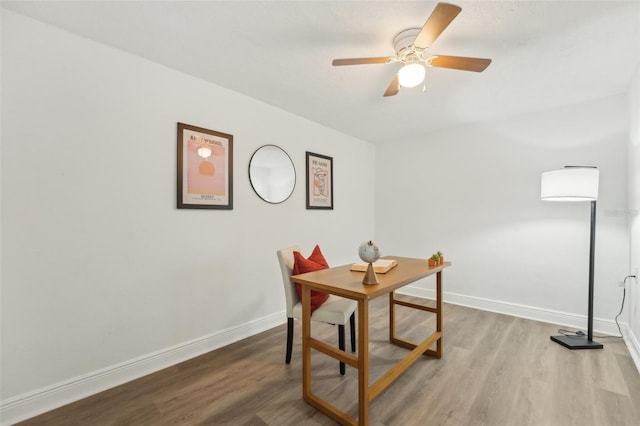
[587,200,596,342]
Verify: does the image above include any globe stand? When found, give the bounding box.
[363,263,379,285]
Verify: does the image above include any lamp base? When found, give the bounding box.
[550,335,603,350]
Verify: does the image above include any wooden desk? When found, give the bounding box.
[291,256,450,426]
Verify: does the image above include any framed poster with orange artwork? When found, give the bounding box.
[177,123,233,209]
[305,151,333,210]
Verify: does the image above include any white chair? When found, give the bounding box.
[277,245,357,375]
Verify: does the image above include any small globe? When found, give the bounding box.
[358,240,381,264]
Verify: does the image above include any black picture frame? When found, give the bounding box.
[305,151,333,210]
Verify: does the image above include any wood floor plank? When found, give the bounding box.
[17,297,640,426]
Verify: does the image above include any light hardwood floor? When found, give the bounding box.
[18,296,640,425]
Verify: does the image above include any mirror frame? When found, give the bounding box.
[248,144,296,204]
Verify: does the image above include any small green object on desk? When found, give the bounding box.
[429,251,444,267]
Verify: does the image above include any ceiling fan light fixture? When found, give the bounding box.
[398,63,425,88]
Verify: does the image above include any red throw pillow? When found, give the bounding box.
[293,245,330,313]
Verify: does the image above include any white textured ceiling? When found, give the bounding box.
[3,0,639,143]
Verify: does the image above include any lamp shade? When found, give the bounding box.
[541,167,599,201]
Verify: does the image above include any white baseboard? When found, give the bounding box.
[623,326,640,375]
[398,286,640,373]
[0,311,285,426]
[397,286,623,337]
[398,285,640,374]
[4,290,640,425]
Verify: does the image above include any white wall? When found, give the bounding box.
[2,6,638,424]
[628,64,640,367]
[377,95,630,334]
[0,10,375,421]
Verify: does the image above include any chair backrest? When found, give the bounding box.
[277,245,301,318]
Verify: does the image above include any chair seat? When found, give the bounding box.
[291,294,357,325]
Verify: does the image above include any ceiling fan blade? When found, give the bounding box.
[383,74,399,97]
[332,57,393,66]
[428,55,492,72]
[414,3,462,49]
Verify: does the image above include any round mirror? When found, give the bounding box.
[248,145,296,203]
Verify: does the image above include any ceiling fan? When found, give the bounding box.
[332,2,491,97]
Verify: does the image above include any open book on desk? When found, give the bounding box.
[350,258,398,274]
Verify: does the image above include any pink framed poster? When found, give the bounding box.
[305,151,333,210]
[177,122,233,209]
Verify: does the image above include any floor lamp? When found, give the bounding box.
[541,166,603,350]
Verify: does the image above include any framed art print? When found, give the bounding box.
[177,122,233,209]
[306,151,333,210]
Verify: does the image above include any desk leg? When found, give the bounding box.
[435,270,443,358]
[357,299,369,426]
[389,292,395,343]
[302,286,312,400]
